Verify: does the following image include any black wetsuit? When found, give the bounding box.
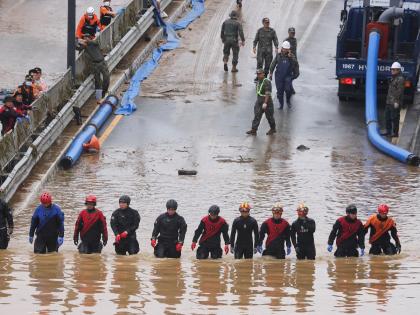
[111,207,140,255]
[258,218,291,259]
[0,199,14,249]
[291,217,316,260]
[328,216,365,257]
[193,216,230,259]
[152,212,187,258]
[229,216,259,259]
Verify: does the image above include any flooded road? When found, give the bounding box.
[2,0,420,313]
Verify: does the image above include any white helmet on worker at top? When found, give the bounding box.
[86,7,95,15]
[281,41,291,50]
[391,62,402,70]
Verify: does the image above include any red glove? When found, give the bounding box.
[151,239,157,248]
[115,234,121,243]
[175,243,183,252]
[121,231,128,239]
[191,242,197,251]
[224,244,229,255]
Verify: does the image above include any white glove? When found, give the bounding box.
[394,102,399,109]
[262,103,268,110]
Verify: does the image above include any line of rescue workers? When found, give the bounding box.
[0,194,401,259]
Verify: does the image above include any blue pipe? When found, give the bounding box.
[60,95,119,169]
[365,31,419,166]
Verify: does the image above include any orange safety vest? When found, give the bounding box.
[364,214,396,244]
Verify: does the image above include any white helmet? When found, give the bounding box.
[86,7,95,15]
[391,62,401,70]
[281,41,291,50]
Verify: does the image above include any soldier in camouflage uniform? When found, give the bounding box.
[284,27,297,94]
[383,62,405,137]
[221,10,245,72]
[269,41,299,109]
[246,69,276,136]
[253,18,279,78]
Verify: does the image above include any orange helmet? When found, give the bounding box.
[239,202,251,211]
[40,192,52,204]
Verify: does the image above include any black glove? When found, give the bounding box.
[73,238,78,246]
[295,247,300,255]
[396,243,401,254]
[103,239,107,247]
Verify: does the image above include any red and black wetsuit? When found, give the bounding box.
[364,214,400,255]
[192,216,230,259]
[291,217,316,260]
[110,207,140,255]
[258,217,291,259]
[328,216,365,257]
[74,208,108,254]
[0,105,23,135]
[230,216,259,259]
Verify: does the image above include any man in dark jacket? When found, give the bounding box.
[383,62,405,137]
[74,195,108,254]
[291,203,316,260]
[221,10,245,72]
[364,204,401,255]
[191,205,230,259]
[257,203,292,259]
[253,18,279,77]
[328,204,365,257]
[230,202,259,259]
[0,198,14,249]
[151,199,187,258]
[77,33,110,102]
[269,41,299,109]
[111,195,141,255]
[29,192,65,254]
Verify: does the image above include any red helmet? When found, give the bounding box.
[85,195,97,205]
[378,204,389,214]
[40,192,52,204]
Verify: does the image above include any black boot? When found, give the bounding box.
[224,64,228,72]
[246,129,257,135]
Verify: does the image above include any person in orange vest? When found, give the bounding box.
[76,7,101,39]
[14,75,36,106]
[191,205,230,259]
[73,195,108,254]
[100,1,117,29]
[364,204,401,255]
[257,203,292,259]
[327,204,365,257]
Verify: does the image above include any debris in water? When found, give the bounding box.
[178,169,197,175]
[297,145,310,151]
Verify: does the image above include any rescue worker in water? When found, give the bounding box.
[328,204,365,257]
[364,204,401,255]
[29,192,65,254]
[73,195,108,254]
[291,203,316,260]
[257,203,292,259]
[151,199,188,258]
[111,195,141,255]
[229,202,259,259]
[191,205,230,259]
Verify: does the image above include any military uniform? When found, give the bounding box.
[221,16,245,68]
[250,77,276,132]
[385,73,405,136]
[270,52,299,108]
[253,27,279,76]
[284,36,297,58]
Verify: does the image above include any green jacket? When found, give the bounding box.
[386,73,405,106]
[253,27,279,53]
[221,18,245,43]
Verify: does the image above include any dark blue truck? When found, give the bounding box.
[336,0,420,104]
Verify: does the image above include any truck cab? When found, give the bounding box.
[336,0,420,104]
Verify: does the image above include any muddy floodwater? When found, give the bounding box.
[1,0,420,313]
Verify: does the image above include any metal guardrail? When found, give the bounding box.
[0,0,189,201]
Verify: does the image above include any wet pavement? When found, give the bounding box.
[2,0,420,313]
[0,0,128,88]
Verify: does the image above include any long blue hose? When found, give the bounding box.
[60,95,119,169]
[365,31,419,166]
